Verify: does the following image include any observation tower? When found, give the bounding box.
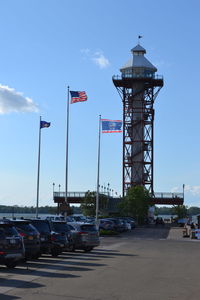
[53,42,184,210]
[113,43,163,197]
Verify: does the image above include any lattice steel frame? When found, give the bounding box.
[113,79,162,197]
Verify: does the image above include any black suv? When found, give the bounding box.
[0,220,25,268]
[28,219,67,257]
[9,219,41,259]
[51,221,73,251]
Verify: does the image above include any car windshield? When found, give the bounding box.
[31,221,50,233]
[52,223,68,232]
[67,224,75,230]
[14,223,38,233]
[80,225,97,232]
[0,225,18,238]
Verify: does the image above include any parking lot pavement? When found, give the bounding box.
[1,228,200,300]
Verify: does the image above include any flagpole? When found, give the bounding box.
[65,86,70,210]
[96,115,101,223]
[36,116,42,218]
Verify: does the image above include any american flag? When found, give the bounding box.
[70,91,87,104]
[101,119,122,133]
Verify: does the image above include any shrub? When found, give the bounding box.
[99,229,119,236]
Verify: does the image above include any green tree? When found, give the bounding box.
[154,206,173,216]
[187,206,200,216]
[119,185,151,224]
[172,205,188,219]
[80,191,108,216]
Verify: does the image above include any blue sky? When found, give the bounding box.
[0,0,199,207]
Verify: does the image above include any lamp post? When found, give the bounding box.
[183,184,185,202]
[104,185,106,195]
[53,182,55,199]
[107,183,110,196]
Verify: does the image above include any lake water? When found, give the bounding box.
[0,213,49,219]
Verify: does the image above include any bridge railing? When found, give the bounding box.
[54,192,87,198]
[153,192,183,199]
[54,191,118,198]
[54,191,183,200]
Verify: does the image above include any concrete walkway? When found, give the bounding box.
[167,226,200,241]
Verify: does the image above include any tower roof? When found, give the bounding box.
[120,44,157,72]
[131,44,146,53]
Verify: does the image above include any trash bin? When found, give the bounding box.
[195,229,200,240]
[191,230,196,239]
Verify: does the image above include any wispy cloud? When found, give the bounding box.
[0,84,38,114]
[171,185,200,196]
[81,48,110,69]
[185,185,200,196]
[92,51,110,69]
[171,186,180,193]
[153,60,172,69]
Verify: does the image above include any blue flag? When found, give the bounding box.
[101,119,122,133]
[40,121,51,129]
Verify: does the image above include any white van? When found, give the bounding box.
[39,215,65,222]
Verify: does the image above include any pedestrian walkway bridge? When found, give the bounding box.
[53,191,184,206]
[152,193,184,205]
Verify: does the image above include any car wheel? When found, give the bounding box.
[67,244,75,252]
[84,247,93,252]
[33,252,41,259]
[51,248,59,257]
[5,260,17,268]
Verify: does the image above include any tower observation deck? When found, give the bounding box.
[113,44,163,197]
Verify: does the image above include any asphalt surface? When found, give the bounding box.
[1,226,200,300]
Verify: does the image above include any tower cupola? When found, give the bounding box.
[120,44,157,78]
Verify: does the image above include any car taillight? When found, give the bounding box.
[0,251,6,255]
[51,235,56,241]
[19,232,27,238]
[78,232,88,235]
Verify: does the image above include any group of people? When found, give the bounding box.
[183,220,199,238]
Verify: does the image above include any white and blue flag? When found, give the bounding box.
[101,119,122,133]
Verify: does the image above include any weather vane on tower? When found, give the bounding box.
[138,35,143,44]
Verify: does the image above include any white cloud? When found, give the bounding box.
[80,48,90,55]
[0,84,38,114]
[92,51,110,69]
[171,185,200,196]
[184,185,200,196]
[171,186,180,193]
[153,60,172,69]
[81,48,110,69]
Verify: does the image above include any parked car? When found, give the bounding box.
[50,221,72,251]
[121,217,136,229]
[67,222,100,252]
[86,217,96,224]
[155,217,165,226]
[119,219,131,231]
[107,218,125,232]
[0,219,25,268]
[28,219,66,257]
[40,215,66,222]
[99,219,115,231]
[9,219,41,259]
